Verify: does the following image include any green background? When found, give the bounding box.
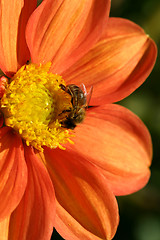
[51,0,160,239]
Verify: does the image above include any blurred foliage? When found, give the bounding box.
[51,0,160,239]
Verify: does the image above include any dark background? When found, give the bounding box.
[51,0,160,239]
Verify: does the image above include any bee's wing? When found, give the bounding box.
[79,83,87,96]
[80,83,93,107]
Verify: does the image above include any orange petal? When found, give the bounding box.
[63,17,157,105]
[0,76,8,98]
[0,127,27,220]
[0,216,10,239]
[8,146,56,240]
[38,147,119,240]
[0,0,37,77]
[26,0,110,74]
[66,104,152,196]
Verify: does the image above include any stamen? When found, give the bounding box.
[1,63,73,151]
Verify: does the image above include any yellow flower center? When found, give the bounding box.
[1,63,73,151]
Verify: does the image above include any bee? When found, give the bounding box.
[59,83,92,129]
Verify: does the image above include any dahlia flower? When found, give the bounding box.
[0,0,157,239]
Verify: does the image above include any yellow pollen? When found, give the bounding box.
[1,63,73,151]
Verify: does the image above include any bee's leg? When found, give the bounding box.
[59,84,74,107]
[59,84,66,91]
[59,84,72,97]
[58,109,71,116]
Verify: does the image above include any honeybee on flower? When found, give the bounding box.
[0,0,157,240]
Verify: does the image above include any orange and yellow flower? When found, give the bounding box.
[0,0,157,240]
